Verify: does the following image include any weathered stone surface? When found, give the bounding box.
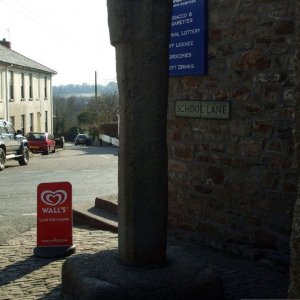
[61,247,223,300]
[167,0,297,265]
[288,2,300,298]
[207,167,224,185]
[254,230,278,250]
[289,195,300,298]
[108,0,172,266]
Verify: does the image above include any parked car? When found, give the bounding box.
[74,134,91,146]
[0,120,29,171]
[26,132,56,155]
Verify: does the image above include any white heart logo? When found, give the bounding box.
[41,190,67,206]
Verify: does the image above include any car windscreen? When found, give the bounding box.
[0,126,8,134]
[27,133,46,140]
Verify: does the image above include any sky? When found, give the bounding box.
[0,0,116,86]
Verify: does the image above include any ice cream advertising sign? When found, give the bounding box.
[36,182,73,248]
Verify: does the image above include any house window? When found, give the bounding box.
[9,71,14,100]
[10,116,15,128]
[38,76,41,99]
[21,114,25,135]
[21,73,25,99]
[0,70,3,100]
[29,74,33,99]
[45,111,48,132]
[29,113,34,132]
[44,76,48,99]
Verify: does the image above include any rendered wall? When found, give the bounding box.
[0,66,53,133]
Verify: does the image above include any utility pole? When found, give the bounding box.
[95,71,97,100]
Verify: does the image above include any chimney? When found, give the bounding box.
[0,38,11,49]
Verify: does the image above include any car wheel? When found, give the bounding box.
[18,146,29,166]
[0,148,6,171]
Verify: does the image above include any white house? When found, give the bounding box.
[0,39,56,134]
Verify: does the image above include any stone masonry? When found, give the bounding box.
[167,0,297,263]
[289,0,300,297]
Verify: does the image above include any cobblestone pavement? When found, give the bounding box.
[0,226,289,300]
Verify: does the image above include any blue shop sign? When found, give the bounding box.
[169,0,207,77]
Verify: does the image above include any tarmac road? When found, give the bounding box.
[0,143,118,244]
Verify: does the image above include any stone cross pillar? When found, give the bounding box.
[107,0,172,266]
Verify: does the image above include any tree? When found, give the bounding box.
[53,95,89,137]
[84,93,119,126]
[53,93,119,140]
[77,111,94,126]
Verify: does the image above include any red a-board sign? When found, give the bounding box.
[37,182,73,247]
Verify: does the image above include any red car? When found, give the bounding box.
[26,132,56,155]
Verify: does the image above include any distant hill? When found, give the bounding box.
[53,81,118,97]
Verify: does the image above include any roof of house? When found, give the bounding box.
[0,44,57,75]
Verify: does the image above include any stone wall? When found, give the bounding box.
[168,0,297,262]
[289,0,300,297]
